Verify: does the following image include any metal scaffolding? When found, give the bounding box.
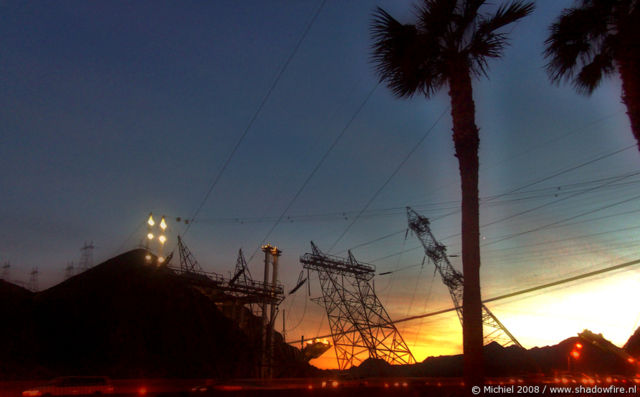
[168,237,284,378]
[301,242,416,370]
[406,207,522,348]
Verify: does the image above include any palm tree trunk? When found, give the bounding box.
[448,62,484,391]
[617,55,640,151]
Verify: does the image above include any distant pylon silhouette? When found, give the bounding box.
[64,262,75,280]
[28,267,39,292]
[79,241,94,271]
[1,261,10,280]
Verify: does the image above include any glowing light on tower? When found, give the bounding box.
[144,212,169,265]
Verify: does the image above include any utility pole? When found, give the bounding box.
[259,244,283,378]
[261,244,272,379]
[269,246,281,378]
[282,310,286,348]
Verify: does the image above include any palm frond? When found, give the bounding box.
[370,6,447,98]
[467,31,508,77]
[416,0,457,39]
[465,1,533,77]
[544,5,609,84]
[478,1,534,33]
[461,0,487,30]
[574,52,615,94]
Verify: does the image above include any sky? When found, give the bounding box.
[2,0,640,370]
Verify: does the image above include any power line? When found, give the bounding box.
[369,188,640,265]
[481,191,640,250]
[247,83,380,263]
[183,0,327,236]
[439,170,640,242]
[397,111,625,217]
[343,143,638,257]
[372,201,640,270]
[289,257,640,343]
[182,172,640,225]
[327,107,449,253]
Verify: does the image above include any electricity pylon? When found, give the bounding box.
[177,235,203,273]
[28,267,39,292]
[79,242,94,271]
[300,242,416,370]
[406,207,521,348]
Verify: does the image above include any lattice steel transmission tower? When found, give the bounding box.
[177,236,204,273]
[406,207,521,347]
[230,249,252,285]
[300,242,416,370]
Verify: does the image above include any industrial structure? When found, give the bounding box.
[300,242,416,370]
[159,235,284,378]
[406,207,521,348]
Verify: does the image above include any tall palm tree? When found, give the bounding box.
[370,0,533,388]
[545,0,640,150]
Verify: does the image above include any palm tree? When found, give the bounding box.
[545,0,640,150]
[370,0,533,388]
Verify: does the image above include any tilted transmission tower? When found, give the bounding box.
[300,242,416,370]
[406,207,521,348]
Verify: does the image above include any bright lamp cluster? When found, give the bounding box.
[146,213,168,264]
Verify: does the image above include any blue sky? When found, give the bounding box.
[2,0,639,367]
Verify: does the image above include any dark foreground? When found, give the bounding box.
[2,376,639,397]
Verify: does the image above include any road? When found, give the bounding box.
[2,375,638,396]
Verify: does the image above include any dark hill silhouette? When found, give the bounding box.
[0,280,37,378]
[2,250,638,380]
[346,335,638,379]
[624,327,640,357]
[0,249,312,380]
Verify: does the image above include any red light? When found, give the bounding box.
[628,358,636,363]
[138,387,147,396]
[22,391,42,397]
[219,386,243,391]
[575,343,583,349]
[571,350,580,359]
